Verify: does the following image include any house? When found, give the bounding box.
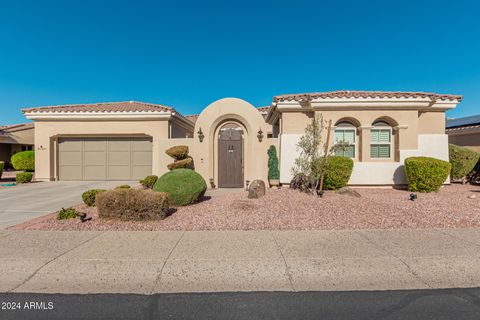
[0,123,35,167]
[446,115,480,152]
[23,91,462,186]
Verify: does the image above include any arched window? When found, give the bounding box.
[370,120,392,158]
[334,121,356,158]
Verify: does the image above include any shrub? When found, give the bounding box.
[96,189,169,220]
[115,184,131,189]
[57,207,78,220]
[322,156,354,190]
[0,161,4,178]
[165,145,189,160]
[153,168,207,206]
[81,189,106,207]
[16,172,33,183]
[11,151,35,171]
[267,145,280,180]
[167,157,194,170]
[405,156,451,192]
[139,175,158,189]
[449,144,480,181]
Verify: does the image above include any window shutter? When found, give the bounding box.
[334,130,344,143]
[344,130,355,143]
[344,146,355,158]
[378,145,390,158]
[378,130,391,142]
[370,145,378,158]
[371,129,379,143]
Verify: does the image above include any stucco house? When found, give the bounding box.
[23,90,462,187]
[0,123,35,167]
[446,115,480,152]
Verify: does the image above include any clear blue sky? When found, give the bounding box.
[1,0,479,124]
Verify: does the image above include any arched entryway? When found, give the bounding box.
[217,122,244,188]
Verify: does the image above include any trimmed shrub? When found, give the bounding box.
[139,175,158,189]
[322,156,354,190]
[11,151,35,171]
[0,161,4,179]
[96,189,169,220]
[165,145,189,160]
[405,156,451,192]
[153,168,207,206]
[16,172,33,184]
[167,157,194,170]
[57,207,78,220]
[81,189,106,207]
[449,144,480,181]
[115,184,131,189]
[267,145,280,180]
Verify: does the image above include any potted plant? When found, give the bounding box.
[267,145,280,187]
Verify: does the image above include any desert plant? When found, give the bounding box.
[11,150,35,171]
[57,207,78,220]
[166,145,189,160]
[404,156,451,192]
[322,156,354,190]
[16,171,33,183]
[96,188,169,220]
[167,157,194,170]
[81,189,106,207]
[267,145,280,180]
[449,144,480,182]
[139,175,158,189]
[0,161,4,179]
[153,168,207,206]
[165,145,194,170]
[115,184,131,189]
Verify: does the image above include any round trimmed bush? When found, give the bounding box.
[405,157,451,192]
[449,144,480,181]
[323,156,354,190]
[16,171,33,184]
[81,189,106,207]
[11,151,35,171]
[167,157,194,170]
[165,145,189,160]
[153,168,207,206]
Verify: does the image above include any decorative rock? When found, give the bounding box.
[248,180,266,199]
[468,194,476,199]
[336,187,361,198]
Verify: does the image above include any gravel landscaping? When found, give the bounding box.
[10,183,480,231]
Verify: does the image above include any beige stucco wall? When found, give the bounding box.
[33,120,170,181]
[418,111,445,134]
[448,130,480,152]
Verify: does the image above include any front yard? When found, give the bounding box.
[11,183,480,231]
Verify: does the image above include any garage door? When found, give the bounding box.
[58,137,152,180]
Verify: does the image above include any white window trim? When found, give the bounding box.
[370,126,392,159]
[334,128,356,159]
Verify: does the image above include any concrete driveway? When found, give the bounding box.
[0,181,136,229]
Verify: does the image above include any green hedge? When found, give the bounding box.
[139,175,158,189]
[449,144,480,180]
[57,207,78,220]
[323,156,354,190]
[405,157,451,192]
[16,172,33,184]
[268,145,280,180]
[153,168,207,206]
[0,161,4,179]
[81,189,106,207]
[11,151,35,171]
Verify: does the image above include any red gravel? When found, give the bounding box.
[9,184,480,231]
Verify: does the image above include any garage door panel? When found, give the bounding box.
[108,166,131,180]
[108,139,131,151]
[59,139,82,151]
[108,151,131,165]
[84,166,107,180]
[132,139,152,151]
[132,151,152,165]
[84,151,106,165]
[59,151,82,165]
[132,166,151,180]
[84,139,107,151]
[59,166,82,180]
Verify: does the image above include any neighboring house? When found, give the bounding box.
[0,123,35,167]
[446,115,480,152]
[23,91,462,186]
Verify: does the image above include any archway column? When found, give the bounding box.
[359,126,372,162]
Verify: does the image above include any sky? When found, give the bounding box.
[0,0,479,124]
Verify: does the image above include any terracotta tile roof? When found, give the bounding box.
[273,90,463,102]
[0,123,34,132]
[22,101,176,114]
[257,106,270,113]
[185,114,199,124]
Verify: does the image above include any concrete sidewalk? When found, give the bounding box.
[1,228,480,294]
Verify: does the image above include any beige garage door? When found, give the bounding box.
[58,137,152,180]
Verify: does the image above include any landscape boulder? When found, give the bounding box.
[336,187,361,198]
[248,180,266,199]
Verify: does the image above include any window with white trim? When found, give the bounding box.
[334,122,356,158]
[370,121,391,158]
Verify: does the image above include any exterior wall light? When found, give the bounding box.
[257,128,264,142]
[197,128,204,142]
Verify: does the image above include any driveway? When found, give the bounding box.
[0,181,136,229]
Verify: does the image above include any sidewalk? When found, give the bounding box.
[1,228,480,294]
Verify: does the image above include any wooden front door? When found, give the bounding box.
[218,128,243,188]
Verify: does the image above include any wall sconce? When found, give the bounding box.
[197,127,204,142]
[257,128,264,142]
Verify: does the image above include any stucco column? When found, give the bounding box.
[393,125,408,162]
[359,126,371,162]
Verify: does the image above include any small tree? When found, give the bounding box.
[267,145,280,180]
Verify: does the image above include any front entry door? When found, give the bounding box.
[218,128,243,188]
